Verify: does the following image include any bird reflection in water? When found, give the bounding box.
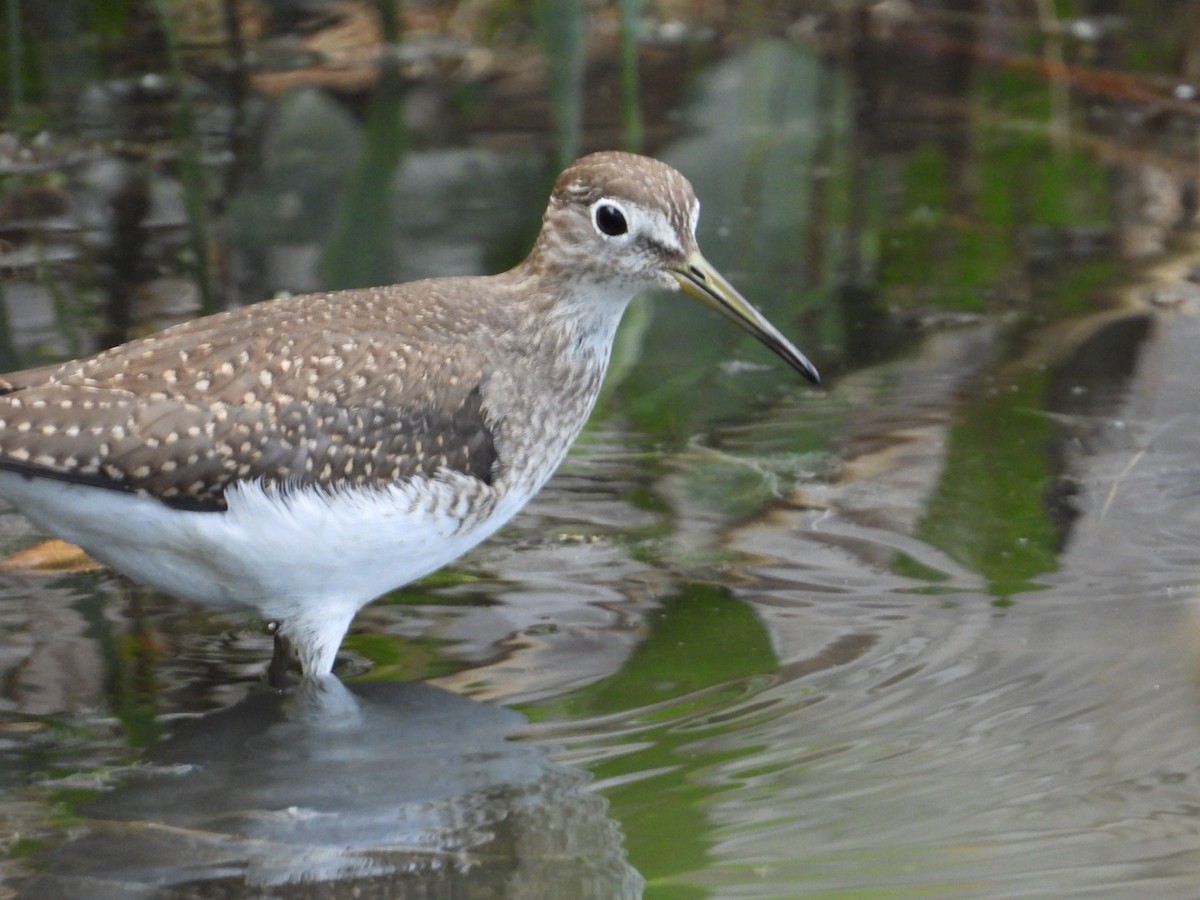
[21,678,644,897]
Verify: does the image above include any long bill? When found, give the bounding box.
[671,252,821,385]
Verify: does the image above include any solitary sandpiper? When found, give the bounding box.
[0,152,819,681]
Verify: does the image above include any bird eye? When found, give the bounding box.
[594,203,629,237]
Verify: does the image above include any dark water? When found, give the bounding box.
[5,2,1200,897]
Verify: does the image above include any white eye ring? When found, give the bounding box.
[592,200,630,238]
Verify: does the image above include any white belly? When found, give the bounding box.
[0,470,530,624]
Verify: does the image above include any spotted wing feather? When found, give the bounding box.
[0,294,499,512]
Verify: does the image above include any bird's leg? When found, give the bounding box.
[265,608,353,685]
[267,620,302,689]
